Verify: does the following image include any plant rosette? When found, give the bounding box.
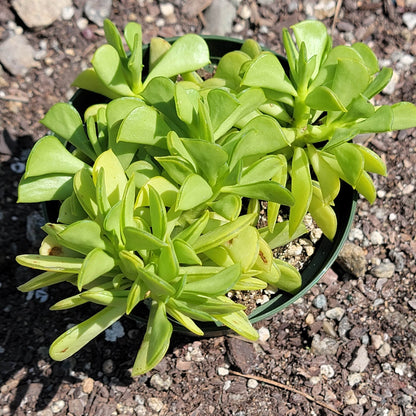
[16,19,416,376]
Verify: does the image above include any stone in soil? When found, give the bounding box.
[12,0,72,28]
[337,241,367,277]
[84,0,113,27]
[0,35,37,76]
[349,345,370,372]
[203,0,237,35]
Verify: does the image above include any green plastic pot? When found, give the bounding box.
[46,35,357,336]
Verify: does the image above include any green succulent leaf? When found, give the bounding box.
[363,67,393,99]
[124,226,167,251]
[17,271,76,292]
[137,267,176,297]
[391,102,416,130]
[259,220,307,250]
[148,185,168,240]
[50,304,125,361]
[144,34,210,87]
[273,259,302,294]
[18,174,74,203]
[155,155,195,185]
[289,147,312,236]
[16,254,83,273]
[73,168,98,219]
[126,276,146,314]
[165,305,204,336]
[78,248,116,290]
[192,212,256,254]
[213,50,251,90]
[119,250,144,281]
[136,176,178,208]
[103,19,127,58]
[40,103,96,161]
[173,210,210,245]
[305,86,347,112]
[354,144,387,176]
[172,239,202,265]
[176,174,213,211]
[92,44,135,97]
[355,170,377,203]
[158,238,180,281]
[209,194,242,221]
[72,68,122,99]
[332,142,364,188]
[183,263,241,296]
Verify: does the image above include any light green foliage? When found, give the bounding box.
[17,19,416,376]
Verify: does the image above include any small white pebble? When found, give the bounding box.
[320,364,335,378]
[258,327,270,342]
[223,380,232,391]
[217,366,229,376]
[160,3,175,16]
[247,378,258,389]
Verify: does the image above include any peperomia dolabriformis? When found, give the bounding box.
[17,19,416,375]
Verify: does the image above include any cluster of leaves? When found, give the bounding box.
[17,19,416,375]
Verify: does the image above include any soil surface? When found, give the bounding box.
[1,1,416,415]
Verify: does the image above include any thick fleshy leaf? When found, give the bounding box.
[391,102,416,130]
[155,155,195,185]
[17,271,76,292]
[209,194,242,221]
[291,20,330,79]
[92,44,134,97]
[173,239,201,265]
[73,168,98,219]
[126,160,160,188]
[223,226,259,272]
[24,136,89,179]
[126,276,146,314]
[179,293,245,314]
[221,181,294,205]
[181,138,228,185]
[305,86,347,112]
[173,210,210,245]
[192,213,256,254]
[72,68,122,99]
[125,24,142,93]
[333,142,364,187]
[253,236,273,273]
[174,82,199,125]
[135,176,178,207]
[148,185,167,240]
[117,105,170,147]
[273,259,302,294]
[119,250,144,281]
[77,248,116,290]
[259,220,307,250]
[132,301,173,376]
[16,254,83,273]
[144,34,210,86]
[289,147,312,236]
[355,105,393,133]
[176,174,213,211]
[213,50,251,90]
[165,305,204,336]
[241,39,262,58]
[167,297,213,322]
[204,246,234,267]
[136,267,176,297]
[233,276,267,291]
[49,294,88,310]
[211,296,258,341]
[158,238,180,281]
[229,115,289,169]
[351,42,379,75]
[81,289,129,308]
[18,174,74,203]
[49,305,125,361]
[241,52,297,96]
[241,155,287,184]
[40,103,96,161]
[354,144,387,176]
[355,170,376,203]
[308,182,337,240]
[207,89,240,133]
[149,37,171,70]
[95,168,111,216]
[58,220,106,255]
[124,226,167,251]
[103,19,126,58]
[363,67,393,99]
[307,145,340,204]
[183,263,241,296]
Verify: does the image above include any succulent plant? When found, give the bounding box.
[16,19,416,375]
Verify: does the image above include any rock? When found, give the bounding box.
[304,0,336,19]
[348,373,362,387]
[51,400,65,413]
[320,364,335,378]
[104,321,125,341]
[369,230,383,245]
[257,327,270,342]
[102,359,114,375]
[0,35,37,76]
[160,3,175,17]
[338,316,351,338]
[403,12,416,30]
[150,374,172,391]
[203,0,237,36]
[61,6,75,20]
[147,397,164,413]
[226,337,257,373]
[326,307,345,321]
[377,342,391,357]
[247,379,258,389]
[371,260,395,278]
[217,366,230,376]
[176,359,192,371]
[337,242,367,277]
[68,399,85,416]
[349,345,370,372]
[322,320,338,338]
[312,294,327,309]
[344,389,358,405]
[82,377,94,394]
[84,0,112,27]
[371,334,384,350]
[310,335,339,356]
[394,362,407,376]
[12,0,72,29]
[383,70,400,95]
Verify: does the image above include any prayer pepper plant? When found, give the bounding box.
[16,19,416,375]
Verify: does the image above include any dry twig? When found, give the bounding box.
[332,0,343,33]
[229,370,342,415]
